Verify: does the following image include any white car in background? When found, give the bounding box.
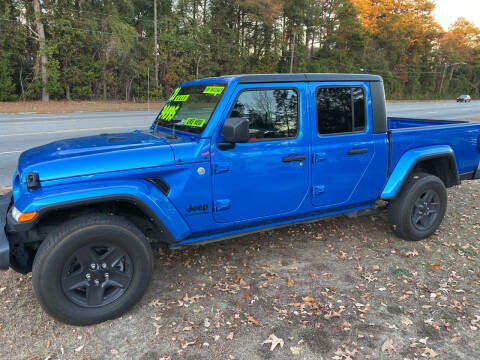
[457,94,472,103]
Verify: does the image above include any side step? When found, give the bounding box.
[344,203,388,219]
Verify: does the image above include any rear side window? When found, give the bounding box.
[230,89,299,140]
[316,87,366,135]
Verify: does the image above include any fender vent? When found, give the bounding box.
[145,178,170,196]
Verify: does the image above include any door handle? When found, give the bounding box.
[282,155,306,162]
[348,148,368,155]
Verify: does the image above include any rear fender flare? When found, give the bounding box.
[381,145,458,200]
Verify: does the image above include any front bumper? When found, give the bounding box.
[0,192,12,270]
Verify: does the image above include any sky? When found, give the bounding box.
[433,0,480,30]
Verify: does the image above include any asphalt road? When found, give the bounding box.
[0,100,479,186]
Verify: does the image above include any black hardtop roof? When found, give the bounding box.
[224,73,382,84]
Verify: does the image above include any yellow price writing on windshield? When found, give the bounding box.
[174,94,189,102]
[158,105,179,121]
[168,88,181,101]
[184,118,206,127]
[203,86,224,95]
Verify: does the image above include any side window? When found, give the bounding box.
[316,87,366,135]
[230,89,299,140]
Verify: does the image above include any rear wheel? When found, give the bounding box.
[388,172,447,241]
[32,214,153,325]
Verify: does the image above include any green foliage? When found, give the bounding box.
[0,0,478,101]
[46,46,63,99]
[0,59,16,101]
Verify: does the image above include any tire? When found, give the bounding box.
[32,214,153,325]
[388,172,447,241]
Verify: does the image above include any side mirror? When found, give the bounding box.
[222,117,249,143]
[218,117,249,150]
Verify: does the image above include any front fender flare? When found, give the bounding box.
[381,145,457,200]
[9,179,191,242]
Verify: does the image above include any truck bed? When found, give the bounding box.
[388,117,469,130]
[388,117,480,177]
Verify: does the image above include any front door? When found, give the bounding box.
[211,84,309,223]
[309,83,375,208]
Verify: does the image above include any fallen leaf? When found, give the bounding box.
[263,334,284,351]
[153,322,162,336]
[204,318,211,328]
[302,296,315,303]
[401,318,413,326]
[287,277,294,288]
[290,346,301,355]
[431,264,441,270]
[74,345,84,352]
[244,313,261,326]
[381,338,395,354]
[226,332,234,340]
[406,249,419,257]
[179,337,196,349]
[424,347,439,358]
[324,307,345,319]
[148,299,164,307]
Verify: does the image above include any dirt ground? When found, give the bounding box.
[0,101,165,114]
[2,100,471,115]
[0,181,479,360]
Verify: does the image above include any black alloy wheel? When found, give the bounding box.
[61,243,133,307]
[410,189,441,232]
[32,214,153,325]
[388,172,447,241]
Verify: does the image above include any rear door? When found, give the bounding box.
[309,83,375,208]
[211,83,309,223]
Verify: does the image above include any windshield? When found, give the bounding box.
[153,84,227,135]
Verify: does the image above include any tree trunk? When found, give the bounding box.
[33,0,49,102]
[310,32,315,56]
[196,56,201,79]
[66,85,71,100]
[19,65,25,99]
[125,78,133,101]
[203,0,207,25]
[154,0,159,87]
[103,77,107,100]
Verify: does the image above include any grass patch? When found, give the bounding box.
[391,267,409,276]
[459,248,477,257]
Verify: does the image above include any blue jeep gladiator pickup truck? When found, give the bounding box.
[1,73,479,324]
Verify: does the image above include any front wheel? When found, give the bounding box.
[32,214,153,325]
[388,172,447,241]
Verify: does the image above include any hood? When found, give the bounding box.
[18,131,175,183]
